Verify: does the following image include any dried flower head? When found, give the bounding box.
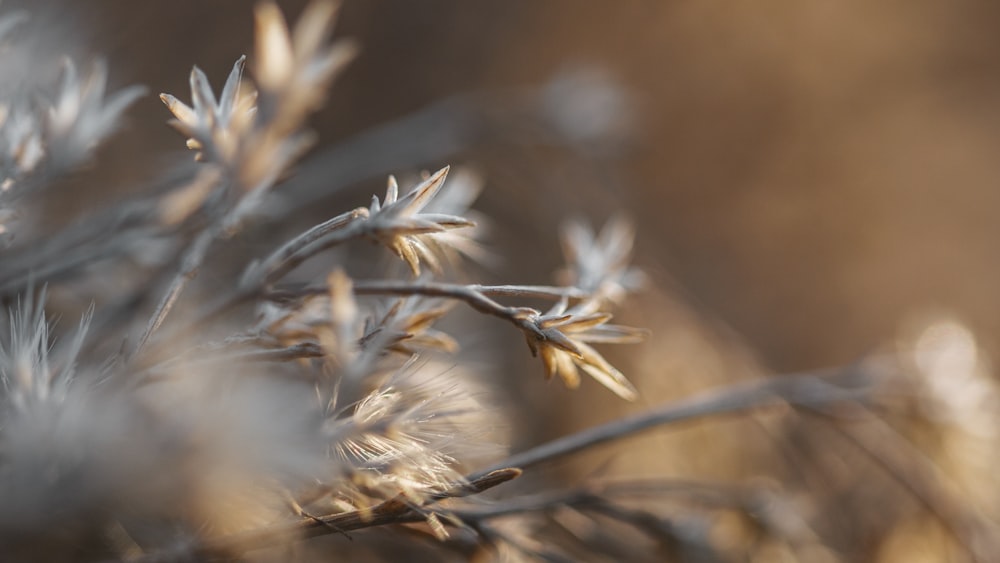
[558,215,646,304]
[321,360,502,511]
[362,297,459,356]
[160,0,355,191]
[0,289,91,414]
[160,56,256,164]
[418,167,493,267]
[252,1,356,130]
[366,166,476,275]
[518,298,646,401]
[0,100,44,182]
[46,59,146,166]
[0,51,142,192]
[0,11,142,249]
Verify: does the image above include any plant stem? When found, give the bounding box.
[470,368,874,481]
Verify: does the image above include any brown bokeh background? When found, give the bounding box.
[67,0,1000,374]
[22,1,1000,559]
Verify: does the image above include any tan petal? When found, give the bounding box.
[575,342,638,401]
[404,166,450,213]
[523,333,539,357]
[553,312,613,332]
[402,306,451,333]
[574,324,649,344]
[326,268,357,331]
[557,351,581,389]
[391,237,421,276]
[410,236,442,274]
[402,331,459,354]
[254,2,295,90]
[385,175,399,204]
[538,327,582,357]
[189,66,217,120]
[539,346,559,380]
[292,0,339,60]
[538,313,574,329]
[159,94,197,130]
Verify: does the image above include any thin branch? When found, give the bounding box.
[243,207,370,287]
[470,368,874,481]
[151,210,374,348]
[475,285,590,300]
[150,279,593,372]
[265,280,589,346]
[0,172,187,295]
[272,280,589,302]
[130,224,219,359]
[350,281,530,319]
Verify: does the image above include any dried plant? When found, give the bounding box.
[0,2,993,562]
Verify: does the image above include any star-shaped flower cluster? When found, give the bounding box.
[160,1,355,190]
[365,167,476,275]
[518,298,646,401]
[558,215,646,305]
[0,11,144,244]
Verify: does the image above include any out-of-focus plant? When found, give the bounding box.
[0,2,990,562]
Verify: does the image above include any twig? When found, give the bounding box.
[265,280,591,346]
[164,280,583,366]
[151,209,374,348]
[243,207,370,287]
[130,224,220,358]
[132,170,301,360]
[0,173,186,295]
[469,368,874,481]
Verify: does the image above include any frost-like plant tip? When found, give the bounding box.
[0,289,91,413]
[318,268,361,365]
[321,361,501,513]
[0,58,143,184]
[518,298,645,401]
[363,298,459,355]
[366,166,476,275]
[160,0,353,194]
[0,107,44,177]
[558,215,646,304]
[254,2,296,92]
[46,59,146,163]
[257,269,364,371]
[0,12,142,249]
[160,56,255,164]
[420,167,493,267]
[253,0,356,123]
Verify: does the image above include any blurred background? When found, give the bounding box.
[55,0,1000,372]
[17,1,1000,560]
